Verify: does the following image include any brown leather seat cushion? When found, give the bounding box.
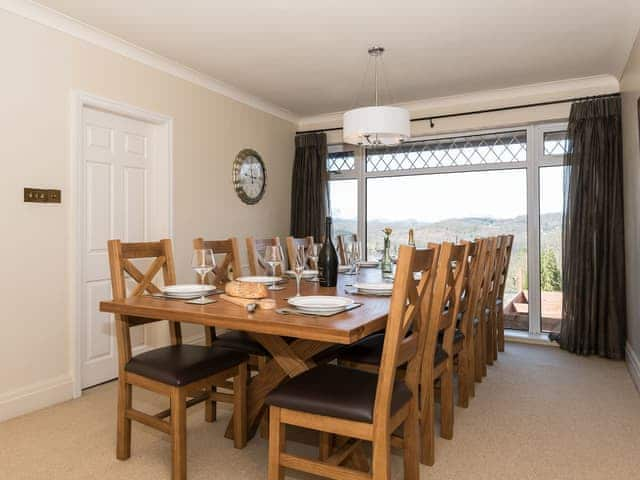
[265,364,411,423]
[338,334,448,367]
[125,345,247,387]
[213,331,269,356]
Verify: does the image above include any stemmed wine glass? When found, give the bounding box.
[350,241,362,277]
[191,249,216,304]
[307,243,321,282]
[264,245,285,291]
[293,245,308,297]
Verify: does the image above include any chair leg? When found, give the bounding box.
[468,335,476,398]
[475,320,485,382]
[170,388,187,480]
[457,348,470,408]
[403,398,420,480]
[420,384,435,466]
[440,365,454,440]
[268,406,285,480]
[497,308,505,352]
[319,432,332,461]
[116,379,132,460]
[258,356,269,439]
[486,311,495,366]
[371,435,391,480]
[233,363,248,449]
[205,385,216,423]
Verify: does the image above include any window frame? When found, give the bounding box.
[327,121,567,336]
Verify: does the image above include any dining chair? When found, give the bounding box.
[451,240,479,408]
[485,236,506,365]
[333,242,466,467]
[475,236,498,378]
[495,234,514,353]
[107,239,248,480]
[285,236,314,269]
[336,233,358,266]
[468,238,489,385]
[246,236,285,275]
[193,237,243,285]
[265,244,432,480]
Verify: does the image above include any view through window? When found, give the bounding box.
[328,124,566,336]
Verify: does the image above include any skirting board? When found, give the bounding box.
[0,374,74,423]
[626,341,640,394]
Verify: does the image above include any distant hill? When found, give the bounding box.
[334,212,562,295]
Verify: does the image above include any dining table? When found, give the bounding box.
[99,267,392,445]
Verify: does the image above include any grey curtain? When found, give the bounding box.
[290,133,328,239]
[559,96,626,359]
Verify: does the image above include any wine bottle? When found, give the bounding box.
[318,217,339,287]
[408,228,415,246]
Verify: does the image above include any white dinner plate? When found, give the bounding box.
[353,282,393,292]
[288,295,354,311]
[162,284,216,297]
[358,261,379,268]
[338,265,352,273]
[285,270,318,278]
[236,276,282,284]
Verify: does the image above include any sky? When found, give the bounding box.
[330,166,564,223]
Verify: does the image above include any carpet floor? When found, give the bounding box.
[0,343,639,479]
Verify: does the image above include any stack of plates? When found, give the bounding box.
[284,270,318,279]
[352,282,394,296]
[287,296,354,315]
[237,276,282,284]
[161,284,216,299]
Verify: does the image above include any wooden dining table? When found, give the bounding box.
[99,268,391,443]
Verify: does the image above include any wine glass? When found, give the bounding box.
[307,243,321,282]
[191,249,216,304]
[293,245,307,297]
[264,245,285,291]
[350,241,362,276]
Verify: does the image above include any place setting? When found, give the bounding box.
[276,295,362,317]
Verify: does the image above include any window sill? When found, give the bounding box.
[504,330,558,347]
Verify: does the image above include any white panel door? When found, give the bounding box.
[81,107,157,388]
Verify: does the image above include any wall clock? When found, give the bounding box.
[232,149,266,205]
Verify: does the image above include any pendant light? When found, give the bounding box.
[343,46,410,146]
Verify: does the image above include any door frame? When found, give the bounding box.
[71,91,174,397]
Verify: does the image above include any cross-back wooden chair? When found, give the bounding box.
[246,236,285,275]
[452,240,479,408]
[285,236,314,270]
[485,236,507,365]
[265,245,431,480]
[495,234,514,353]
[107,239,248,480]
[475,236,498,378]
[193,237,242,286]
[419,241,468,466]
[337,233,358,266]
[467,238,489,385]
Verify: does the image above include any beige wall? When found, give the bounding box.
[621,31,640,360]
[0,10,295,419]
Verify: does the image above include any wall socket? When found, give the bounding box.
[24,188,62,204]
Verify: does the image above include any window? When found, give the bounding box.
[327,123,567,337]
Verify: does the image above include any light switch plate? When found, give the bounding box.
[24,188,62,204]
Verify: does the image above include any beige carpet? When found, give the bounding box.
[1,343,639,480]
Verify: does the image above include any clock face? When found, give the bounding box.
[233,149,266,204]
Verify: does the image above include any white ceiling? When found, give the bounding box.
[36,0,640,118]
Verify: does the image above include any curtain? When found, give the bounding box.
[559,96,626,359]
[290,133,328,240]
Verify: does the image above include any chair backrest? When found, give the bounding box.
[495,234,514,302]
[372,245,437,431]
[466,238,489,326]
[486,236,506,310]
[285,236,314,269]
[418,242,467,392]
[193,237,243,285]
[246,237,285,275]
[107,239,181,370]
[479,237,499,315]
[457,240,479,341]
[336,233,358,266]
